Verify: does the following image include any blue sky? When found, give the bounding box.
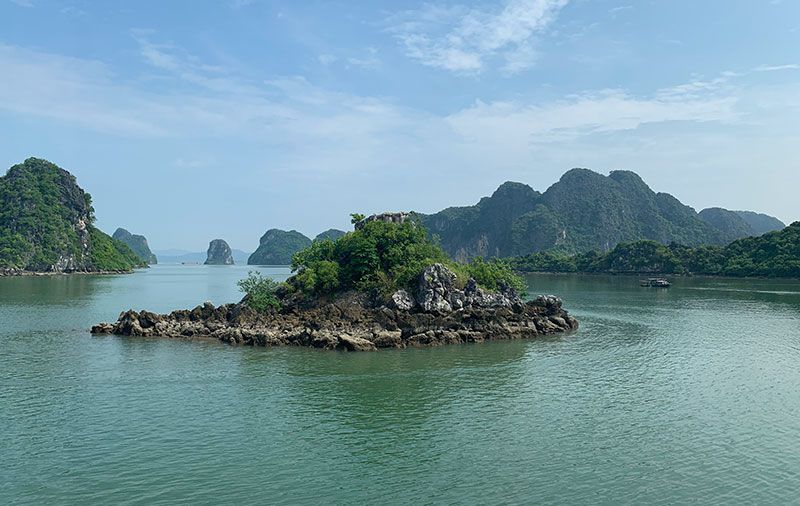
[1,0,798,251]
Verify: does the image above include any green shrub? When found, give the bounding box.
[288,216,526,297]
[237,271,281,311]
[463,257,526,293]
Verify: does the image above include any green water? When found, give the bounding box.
[2,266,800,504]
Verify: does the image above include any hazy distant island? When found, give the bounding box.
[204,239,235,265]
[0,158,146,275]
[93,213,578,350]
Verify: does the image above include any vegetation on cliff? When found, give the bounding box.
[247,229,312,265]
[113,228,157,264]
[314,229,346,242]
[511,222,800,278]
[0,158,145,272]
[417,169,784,260]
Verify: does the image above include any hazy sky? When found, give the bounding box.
[1,0,798,251]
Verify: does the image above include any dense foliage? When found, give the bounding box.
[113,228,157,264]
[734,210,786,236]
[237,271,282,311]
[0,158,145,272]
[247,229,312,265]
[698,208,757,244]
[314,229,346,242]
[289,218,525,298]
[511,222,800,278]
[89,227,146,271]
[417,169,784,260]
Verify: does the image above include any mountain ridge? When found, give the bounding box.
[417,168,784,260]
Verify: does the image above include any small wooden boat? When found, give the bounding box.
[640,277,670,288]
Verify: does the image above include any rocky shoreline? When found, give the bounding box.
[92,264,578,351]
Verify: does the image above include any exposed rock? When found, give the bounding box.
[91,264,578,351]
[355,212,411,231]
[338,333,378,352]
[204,239,234,265]
[415,263,457,313]
[387,289,415,311]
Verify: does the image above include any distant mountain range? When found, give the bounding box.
[417,169,786,261]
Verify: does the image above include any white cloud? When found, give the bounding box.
[389,0,568,74]
[318,54,338,66]
[9,0,34,7]
[347,47,381,69]
[2,39,799,230]
[753,63,800,72]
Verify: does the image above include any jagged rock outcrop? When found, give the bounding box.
[247,229,311,265]
[204,239,234,265]
[92,264,578,351]
[113,228,157,264]
[355,212,410,230]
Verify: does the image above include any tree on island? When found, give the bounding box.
[238,214,525,310]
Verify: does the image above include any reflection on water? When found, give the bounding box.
[2,268,800,504]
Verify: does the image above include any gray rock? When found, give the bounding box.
[415,263,457,313]
[204,239,234,265]
[387,289,415,311]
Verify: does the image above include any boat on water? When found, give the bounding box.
[640,277,671,288]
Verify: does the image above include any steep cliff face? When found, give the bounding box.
[0,158,144,273]
[418,182,541,261]
[204,239,234,265]
[417,168,784,259]
[113,228,158,264]
[247,229,311,265]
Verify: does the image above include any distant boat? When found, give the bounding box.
[640,277,671,288]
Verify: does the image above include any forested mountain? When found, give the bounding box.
[417,169,784,260]
[734,211,786,236]
[0,158,145,273]
[512,222,800,278]
[113,228,157,264]
[314,229,347,242]
[247,229,312,265]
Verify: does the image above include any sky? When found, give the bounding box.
[1,0,798,252]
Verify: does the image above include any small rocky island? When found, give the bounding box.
[204,239,234,265]
[93,214,577,351]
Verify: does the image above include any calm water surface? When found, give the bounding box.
[2,266,800,504]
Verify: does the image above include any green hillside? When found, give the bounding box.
[0,158,145,273]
